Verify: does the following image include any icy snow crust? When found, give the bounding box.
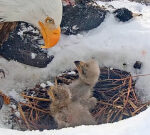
[0,0,150,134]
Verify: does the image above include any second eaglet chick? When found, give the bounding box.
[48,85,71,115]
[48,85,96,129]
[69,59,100,110]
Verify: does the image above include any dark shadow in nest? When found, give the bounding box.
[10,67,149,131]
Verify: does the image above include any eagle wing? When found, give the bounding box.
[0,22,17,46]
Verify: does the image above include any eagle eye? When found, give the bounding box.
[45,17,54,24]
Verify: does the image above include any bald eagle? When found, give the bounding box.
[0,0,62,48]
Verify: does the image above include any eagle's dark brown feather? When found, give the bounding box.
[0,22,17,46]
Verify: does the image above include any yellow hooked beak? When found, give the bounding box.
[38,18,61,49]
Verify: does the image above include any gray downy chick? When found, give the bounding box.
[48,85,96,129]
[48,85,71,115]
[54,102,97,129]
[69,59,100,110]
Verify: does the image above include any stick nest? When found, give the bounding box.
[10,67,149,130]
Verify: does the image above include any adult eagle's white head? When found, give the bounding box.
[0,0,62,48]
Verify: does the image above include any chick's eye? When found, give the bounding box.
[54,93,58,97]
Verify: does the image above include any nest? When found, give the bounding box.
[10,67,149,130]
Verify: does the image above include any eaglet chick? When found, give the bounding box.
[69,59,100,110]
[48,85,96,129]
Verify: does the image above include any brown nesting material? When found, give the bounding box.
[11,67,149,131]
[92,67,148,124]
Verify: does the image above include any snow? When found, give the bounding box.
[14,111,20,118]
[10,104,17,110]
[0,0,150,134]
[46,81,54,86]
[68,71,76,75]
[40,83,47,88]
[31,53,37,59]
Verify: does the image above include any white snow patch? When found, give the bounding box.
[15,112,20,118]
[31,53,37,59]
[110,67,114,70]
[8,89,23,102]
[46,81,54,86]
[68,71,76,75]
[40,83,46,88]
[10,104,16,110]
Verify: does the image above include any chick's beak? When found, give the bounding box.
[74,61,80,66]
[74,61,85,73]
[39,21,61,48]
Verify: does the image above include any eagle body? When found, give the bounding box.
[0,22,17,45]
